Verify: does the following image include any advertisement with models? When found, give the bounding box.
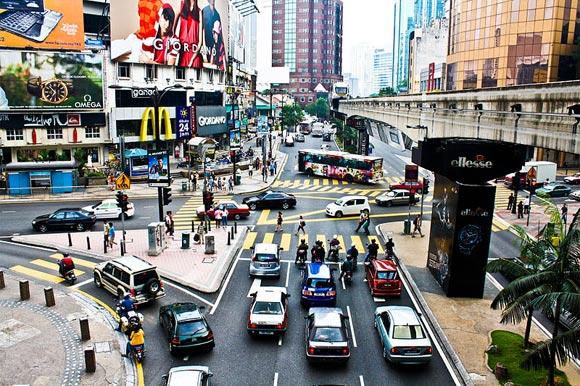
[110,0,228,70]
[0,0,84,50]
[0,50,103,110]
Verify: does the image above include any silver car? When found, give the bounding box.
[249,243,282,277]
[375,189,417,207]
[163,365,213,386]
[374,306,433,364]
[305,307,350,363]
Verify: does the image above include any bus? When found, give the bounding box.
[298,121,312,134]
[298,149,383,184]
[311,122,324,137]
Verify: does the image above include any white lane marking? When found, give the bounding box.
[341,276,346,290]
[273,372,279,386]
[359,375,365,386]
[1,210,16,213]
[346,305,357,348]
[210,248,242,315]
[143,205,156,209]
[398,265,461,386]
[138,216,151,220]
[278,335,283,346]
[373,297,386,303]
[285,261,291,288]
[164,280,214,307]
[247,278,262,298]
[70,278,92,289]
[0,240,55,252]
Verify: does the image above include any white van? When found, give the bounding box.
[325,195,371,218]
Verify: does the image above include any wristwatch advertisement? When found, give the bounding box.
[27,76,74,105]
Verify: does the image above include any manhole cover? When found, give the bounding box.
[94,341,111,353]
[202,257,215,263]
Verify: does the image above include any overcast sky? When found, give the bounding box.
[342,0,394,55]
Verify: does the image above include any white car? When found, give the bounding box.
[163,366,213,386]
[320,144,330,150]
[325,195,371,218]
[569,190,580,201]
[285,135,295,147]
[83,199,135,220]
[247,287,289,336]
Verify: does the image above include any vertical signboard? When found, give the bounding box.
[148,150,170,187]
[176,106,192,140]
[405,164,419,182]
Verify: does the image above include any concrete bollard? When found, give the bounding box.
[230,226,234,239]
[86,236,91,250]
[191,220,195,232]
[80,317,91,341]
[19,280,30,300]
[0,270,5,289]
[44,287,55,307]
[84,348,96,373]
[234,221,237,234]
[68,232,73,247]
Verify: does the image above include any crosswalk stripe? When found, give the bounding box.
[272,181,282,187]
[31,259,84,276]
[280,234,291,251]
[336,235,346,253]
[243,232,257,250]
[424,196,433,202]
[350,235,365,252]
[341,188,352,194]
[318,187,333,192]
[48,253,96,268]
[491,224,500,232]
[316,234,327,250]
[291,180,302,189]
[327,187,342,193]
[322,179,329,186]
[257,209,270,225]
[11,265,64,283]
[263,233,274,244]
[341,180,349,185]
[368,236,385,254]
[332,179,339,185]
[313,179,320,186]
[369,190,383,197]
[303,180,310,187]
[308,186,323,191]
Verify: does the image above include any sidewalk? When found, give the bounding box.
[378,221,580,386]
[0,271,128,386]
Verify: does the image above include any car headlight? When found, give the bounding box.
[32,220,36,225]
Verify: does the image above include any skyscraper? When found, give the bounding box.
[372,49,393,94]
[392,0,415,92]
[271,0,344,104]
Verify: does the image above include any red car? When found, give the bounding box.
[389,180,427,194]
[196,200,251,220]
[564,173,580,184]
[365,259,402,297]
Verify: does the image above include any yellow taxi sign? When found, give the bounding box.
[115,173,131,190]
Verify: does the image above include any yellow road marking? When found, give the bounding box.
[350,235,365,252]
[291,180,303,189]
[136,363,145,386]
[272,181,282,187]
[368,236,385,254]
[297,234,309,245]
[262,211,424,225]
[308,186,323,191]
[243,232,257,249]
[11,265,63,283]
[303,180,310,187]
[30,259,84,276]
[492,224,500,232]
[341,180,349,185]
[49,254,96,268]
[322,179,329,186]
[318,187,333,192]
[263,233,274,244]
[313,179,320,186]
[257,209,271,225]
[336,235,346,253]
[280,209,327,221]
[316,234,327,250]
[327,187,342,193]
[280,234,291,250]
[332,179,339,185]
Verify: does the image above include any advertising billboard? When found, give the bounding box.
[196,105,226,136]
[229,129,241,150]
[0,0,84,50]
[0,51,103,110]
[110,0,228,70]
[176,106,193,140]
[148,150,170,186]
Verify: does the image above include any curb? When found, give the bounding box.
[376,225,473,386]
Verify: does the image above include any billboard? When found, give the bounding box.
[0,0,84,50]
[110,0,228,70]
[0,51,103,110]
[176,106,193,140]
[196,105,226,135]
[148,150,170,186]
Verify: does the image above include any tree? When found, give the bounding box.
[280,104,304,130]
[305,97,330,119]
[378,87,396,97]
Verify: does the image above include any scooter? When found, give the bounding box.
[296,249,307,268]
[116,305,144,336]
[327,243,341,262]
[130,344,144,363]
[63,270,76,284]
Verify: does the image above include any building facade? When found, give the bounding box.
[372,49,393,94]
[392,0,415,92]
[409,18,449,93]
[271,0,344,104]
[447,0,580,90]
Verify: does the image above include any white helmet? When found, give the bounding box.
[333,234,338,239]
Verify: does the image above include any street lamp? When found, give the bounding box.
[406,124,430,221]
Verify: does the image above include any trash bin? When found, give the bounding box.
[403,219,412,235]
[181,181,188,192]
[235,175,241,185]
[181,232,190,249]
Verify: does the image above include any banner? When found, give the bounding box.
[148,150,170,186]
[229,129,241,150]
[176,106,192,140]
[110,0,228,71]
[0,51,103,110]
[196,105,226,135]
[0,0,84,50]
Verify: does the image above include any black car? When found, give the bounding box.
[242,191,297,210]
[322,132,332,141]
[32,208,97,233]
[159,302,215,355]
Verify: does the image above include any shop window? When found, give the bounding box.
[195,68,201,81]
[118,63,131,79]
[85,127,100,139]
[17,149,71,162]
[446,63,457,90]
[145,64,158,80]
[175,67,186,80]
[6,129,24,141]
[47,128,63,140]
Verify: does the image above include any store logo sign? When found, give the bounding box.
[450,155,493,169]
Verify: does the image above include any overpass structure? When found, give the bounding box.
[338,81,580,165]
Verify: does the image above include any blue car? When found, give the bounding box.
[300,263,337,307]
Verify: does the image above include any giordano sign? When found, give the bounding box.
[139,107,173,142]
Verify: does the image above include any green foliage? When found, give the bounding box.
[305,98,330,119]
[280,104,304,129]
[85,170,106,178]
[378,87,396,97]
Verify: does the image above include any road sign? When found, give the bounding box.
[115,173,131,190]
[527,166,537,179]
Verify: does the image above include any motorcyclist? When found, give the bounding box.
[365,239,380,262]
[327,235,341,260]
[58,252,75,277]
[125,327,145,358]
[296,239,309,264]
[339,256,353,281]
[117,294,135,331]
[385,237,395,259]
[311,240,325,263]
[347,245,359,271]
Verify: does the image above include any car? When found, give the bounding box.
[375,189,418,207]
[320,144,330,150]
[93,255,166,304]
[196,200,250,220]
[159,303,215,354]
[247,287,290,336]
[563,173,580,184]
[325,195,370,218]
[322,132,332,141]
[569,190,580,201]
[163,365,213,386]
[305,307,350,363]
[389,180,428,194]
[32,208,97,233]
[295,133,305,142]
[374,306,433,364]
[250,243,283,277]
[284,135,295,146]
[242,190,297,210]
[82,199,135,220]
[300,263,337,307]
[536,184,572,197]
[365,259,402,297]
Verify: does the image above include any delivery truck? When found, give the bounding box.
[504,161,557,189]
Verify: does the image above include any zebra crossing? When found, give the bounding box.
[494,184,513,210]
[10,253,96,285]
[271,176,404,190]
[173,194,232,231]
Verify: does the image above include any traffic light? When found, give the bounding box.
[116,190,124,208]
[162,187,172,206]
[203,191,214,211]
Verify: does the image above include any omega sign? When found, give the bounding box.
[451,156,493,169]
[198,115,226,126]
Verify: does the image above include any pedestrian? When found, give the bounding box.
[275,212,283,232]
[355,210,367,232]
[209,176,215,192]
[561,203,568,224]
[191,172,197,192]
[269,162,275,176]
[411,215,424,237]
[273,159,278,174]
[507,193,514,210]
[222,177,227,192]
[214,207,222,229]
[108,222,116,248]
[164,211,174,237]
[296,215,306,236]
[262,167,268,183]
[523,197,530,215]
[517,201,524,219]
[217,177,222,191]
[361,215,371,235]
[385,237,395,258]
[228,176,234,192]
[222,207,229,227]
[248,167,253,178]
[103,221,110,248]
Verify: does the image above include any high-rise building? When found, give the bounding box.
[271,0,344,104]
[345,43,375,97]
[447,0,580,90]
[392,0,415,92]
[415,0,446,28]
[372,49,393,94]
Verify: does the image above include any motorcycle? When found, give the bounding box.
[130,344,144,363]
[327,242,341,262]
[116,304,144,336]
[296,249,307,267]
[344,269,352,285]
[347,253,358,272]
[62,269,76,284]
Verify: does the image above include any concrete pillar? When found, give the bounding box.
[0,270,5,289]
[84,348,96,373]
[80,318,91,341]
[19,280,30,300]
[536,147,544,160]
[558,151,566,167]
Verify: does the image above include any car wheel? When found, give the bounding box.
[76,223,85,232]
[94,273,102,288]
[145,278,161,296]
[234,214,241,220]
[38,224,48,233]
[335,211,343,218]
[345,175,354,183]
[385,201,392,207]
[249,203,258,211]
[282,201,290,210]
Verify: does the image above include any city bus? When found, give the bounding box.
[298,121,312,134]
[298,149,383,184]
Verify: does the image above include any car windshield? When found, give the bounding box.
[256,192,268,199]
[133,270,158,286]
[334,199,344,205]
[377,271,397,280]
[306,278,332,288]
[393,324,426,339]
[177,320,207,336]
[385,192,396,197]
[252,301,283,315]
[91,203,100,209]
[312,327,345,342]
[255,253,277,262]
